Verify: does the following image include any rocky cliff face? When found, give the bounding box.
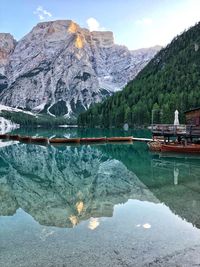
[0,33,16,75]
[0,33,16,92]
[0,20,160,117]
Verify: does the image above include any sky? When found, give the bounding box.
[1,0,200,50]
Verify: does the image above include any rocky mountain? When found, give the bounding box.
[0,20,160,117]
[78,21,200,127]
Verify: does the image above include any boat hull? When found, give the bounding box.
[0,134,8,139]
[49,138,80,144]
[161,144,200,153]
[19,136,31,143]
[30,137,49,144]
[8,134,20,141]
[148,141,162,151]
[80,138,106,143]
[107,136,133,142]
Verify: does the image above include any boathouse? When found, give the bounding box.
[185,107,200,126]
[152,107,200,140]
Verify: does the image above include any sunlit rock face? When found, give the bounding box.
[0,33,16,76]
[0,20,160,116]
[0,34,16,92]
[0,144,157,227]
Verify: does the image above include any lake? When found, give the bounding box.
[0,128,200,267]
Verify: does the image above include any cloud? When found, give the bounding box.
[86,17,105,31]
[135,18,153,26]
[34,6,52,21]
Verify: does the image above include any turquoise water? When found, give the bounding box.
[1,129,200,266]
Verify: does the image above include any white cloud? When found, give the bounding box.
[135,18,153,26]
[86,17,105,31]
[34,6,52,21]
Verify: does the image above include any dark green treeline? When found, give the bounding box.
[78,22,200,127]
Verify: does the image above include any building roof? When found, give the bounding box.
[185,107,200,114]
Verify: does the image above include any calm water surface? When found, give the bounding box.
[0,128,200,267]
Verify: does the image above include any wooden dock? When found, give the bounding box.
[152,124,200,138]
[132,137,153,142]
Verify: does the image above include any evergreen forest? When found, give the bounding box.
[78,22,200,127]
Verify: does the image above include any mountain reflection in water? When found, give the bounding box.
[0,140,200,230]
[0,142,157,227]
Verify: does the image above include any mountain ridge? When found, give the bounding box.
[0,20,160,117]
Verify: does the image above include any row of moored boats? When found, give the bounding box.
[0,134,133,144]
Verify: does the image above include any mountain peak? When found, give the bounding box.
[0,20,160,117]
[30,20,81,39]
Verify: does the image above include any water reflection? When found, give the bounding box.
[173,167,179,185]
[0,142,157,228]
[149,153,200,229]
[98,143,200,229]
[0,138,200,229]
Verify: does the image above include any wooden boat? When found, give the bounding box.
[49,138,80,144]
[107,136,133,142]
[8,134,20,141]
[80,137,106,143]
[161,143,200,153]
[30,137,49,144]
[0,134,8,139]
[148,141,162,152]
[19,136,32,143]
